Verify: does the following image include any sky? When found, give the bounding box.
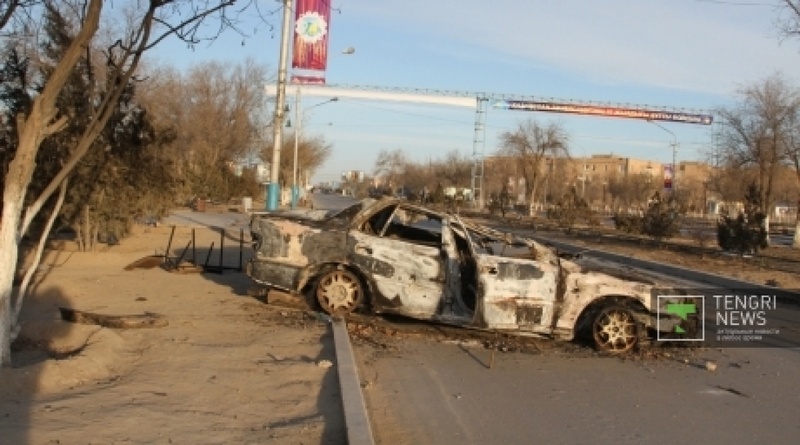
[151,0,800,185]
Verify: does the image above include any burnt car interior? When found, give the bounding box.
[361,205,441,246]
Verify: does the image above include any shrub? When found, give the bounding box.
[547,187,593,229]
[612,213,643,234]
[641,192,681,241]
[716,184,768,255]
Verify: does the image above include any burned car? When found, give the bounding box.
[247,198,685,353]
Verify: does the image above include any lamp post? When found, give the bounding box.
[649,120,679,193]
[290,91,338,208]
[266,0,294,211]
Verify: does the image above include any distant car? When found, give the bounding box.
[246,198,690,352]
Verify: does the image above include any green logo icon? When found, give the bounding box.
[665,303,697,334]
[656,295,705,342]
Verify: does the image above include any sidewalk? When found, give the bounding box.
[2,224,346,444]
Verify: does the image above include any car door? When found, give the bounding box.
[349,205,446,319]
[452,222,562,334]
[473,252,561,333]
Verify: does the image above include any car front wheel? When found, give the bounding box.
[591,305,639,353]
[316,269,363,316]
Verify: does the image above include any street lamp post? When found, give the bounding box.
[292,88,300,209]
[290,91,338,208]
[649,120,679,193]
[267,0,294,211]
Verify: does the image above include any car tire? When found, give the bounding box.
[591,304,639,353]
[316,269,364,316]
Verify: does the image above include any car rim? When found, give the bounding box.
[593,307,638,353]
[317,270,361,315]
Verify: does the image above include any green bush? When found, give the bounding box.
[716,184,768,255]
[547,187,592,229]
[612,213,643,234]
[641,193,681,241]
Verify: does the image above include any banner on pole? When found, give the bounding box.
[291,0,331,85]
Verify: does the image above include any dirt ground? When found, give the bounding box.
[1,215,798,444]
[1,224,346,444]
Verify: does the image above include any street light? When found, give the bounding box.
[290,90,339,208]
[267,0,294,211]
[649,120,679,192]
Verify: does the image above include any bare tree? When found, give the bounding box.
[497,118,570,205]
[436,149,472,188]
[373,148,408,191]
[143,59,268,202]
[483,155,518,203]
[782,108,800,247]
[715,73,800,246]
[607,173,657,213]
[0,0,263,367]
[294,134,332,188]
[0,0,41,32]
[777,1,800,40]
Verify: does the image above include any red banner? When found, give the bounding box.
[493,100,713,125]
[291,0,331,84]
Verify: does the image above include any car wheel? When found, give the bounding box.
[591,305,639,353]
[316,269,364,316]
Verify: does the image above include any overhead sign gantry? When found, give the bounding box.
[279,83,714,207]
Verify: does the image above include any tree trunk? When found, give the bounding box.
[0,0,103,367]
[793,207,800,249]
[0,200,22,367]
[12,179,68,333]
[82,204,92,252]
[1,99,51,367]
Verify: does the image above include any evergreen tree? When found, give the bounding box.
[641,192,681,241]
[717,183,768,254]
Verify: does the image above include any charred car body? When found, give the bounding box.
[247,198,686,352]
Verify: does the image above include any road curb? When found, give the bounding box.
[331,318,375,445]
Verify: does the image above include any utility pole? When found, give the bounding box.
[267,0,293,211]
[292,87,301,209]
[291,93,338,209]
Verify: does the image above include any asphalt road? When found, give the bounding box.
[359,338,800,445]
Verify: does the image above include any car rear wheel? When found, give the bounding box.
[316,269,363,316]
[591,305,639,353]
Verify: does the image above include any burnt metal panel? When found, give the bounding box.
[495,262,544,280]
[517,304,544,325]
[252,219,289,258]
[248,260,301,291]
[350,253,395,278]
[301,231,349,263]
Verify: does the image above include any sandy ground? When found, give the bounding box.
[1,224,345,444]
